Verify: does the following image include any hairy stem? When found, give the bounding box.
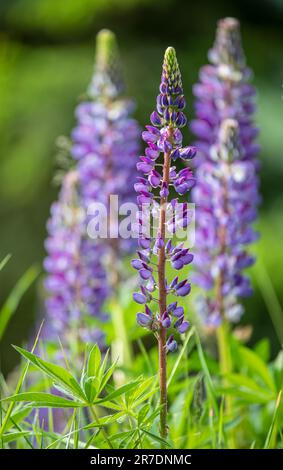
[157,147,171,440]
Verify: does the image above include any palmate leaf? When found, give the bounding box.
[96,380,140,405]
[83,346,115,403]
[13,346,86,402]
[1,392,84,408]
[84,411,126,430]
[127,376,156,406]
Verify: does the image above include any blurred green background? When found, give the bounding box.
[0,0,283,375]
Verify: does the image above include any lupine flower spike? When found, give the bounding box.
[44,171,108,349]
[45,30,140,351]
[72,29,140,287]
[191,18,260,328]
[133,47,196,438]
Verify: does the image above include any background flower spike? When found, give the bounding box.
[191,17,260,328]
[88,29,124,99]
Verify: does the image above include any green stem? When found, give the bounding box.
[216,320,235,448]
[110,299,133,386]
[90,406,113,449]
[216,320,232,378]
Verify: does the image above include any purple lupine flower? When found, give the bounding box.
[132,47,196,439]
[191,17,259,169]
[133,47,196,348]
[193,118,259,326]
[191,18,260,327]
[44,171,108,347]
[71,29,140,260]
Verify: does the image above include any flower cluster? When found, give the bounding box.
[191,18,260,327]
[133,47,196,351]
[193,117,259,326]
[44,30,140,346]
[191,18,260,169]
[71,30,140,257]
[44,171,108,346]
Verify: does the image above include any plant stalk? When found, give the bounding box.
[157,147,171,440]
[90,406,113,449]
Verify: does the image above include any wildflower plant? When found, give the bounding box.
[133,47,196,438]
[191,18,260,328]
[191,20,261,434]
[2,19,282,454]
[72,29,140,278]
[44,30,140,357]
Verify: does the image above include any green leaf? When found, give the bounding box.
[4,406,33,431]
[87,344,101,378]
[127,376,156,407]
[195,331,219,415]
[110,429,137,444]
[13,346,86,402]
[226,373,275,397]
[0,265,39,340]
[96,381,140,405]
[1,392,84,408]
[83,375,100,403]
[254,339,270,362]
[141,429,171,448]
[0,254,11,272]
[84,412,126,430]
[2,431,31,444]
[264,390,282,449]
[219,386,272,404]
[142,406,162,426]
[138,404,150,425]
[237,345,276,392]
[98,349,110,382]
[99,359,117,393]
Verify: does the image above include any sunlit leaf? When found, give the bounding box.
[13,346,86,401]
[1,392,84,408]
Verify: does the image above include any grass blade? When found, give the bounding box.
[0,254,11,272]
[264,390,282,449]
[168,327,195,387]
[195,330,219,416]
[255,262,283,346]
[0,265,40,340]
